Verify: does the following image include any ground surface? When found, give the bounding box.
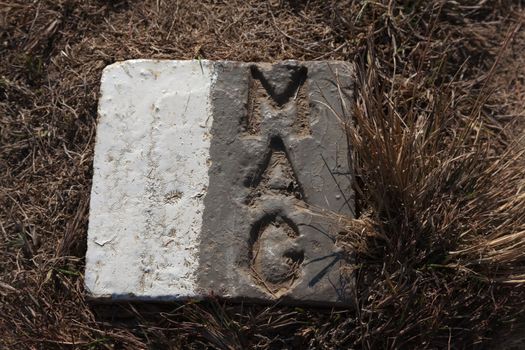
[1,1,524,349]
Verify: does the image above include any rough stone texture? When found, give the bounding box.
[198,62,355,305]
[86,60,215,299]
[86,59,355,306]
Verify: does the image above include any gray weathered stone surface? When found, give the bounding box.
[86,60,355,306]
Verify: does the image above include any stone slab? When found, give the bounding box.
[86,60,355,306]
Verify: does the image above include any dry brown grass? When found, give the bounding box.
[1,0,524,349]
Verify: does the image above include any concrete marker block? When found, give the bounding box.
[86,60,355,306]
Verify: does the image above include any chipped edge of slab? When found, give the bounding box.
[85,59,215,301]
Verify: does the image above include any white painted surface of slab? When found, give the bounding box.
[85,60,214,299]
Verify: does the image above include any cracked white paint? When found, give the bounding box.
[85,60,215,299]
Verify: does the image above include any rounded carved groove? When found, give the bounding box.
[249,216,304,297]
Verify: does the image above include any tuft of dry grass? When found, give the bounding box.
[337,26,525,349]
[1,0,524,349]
